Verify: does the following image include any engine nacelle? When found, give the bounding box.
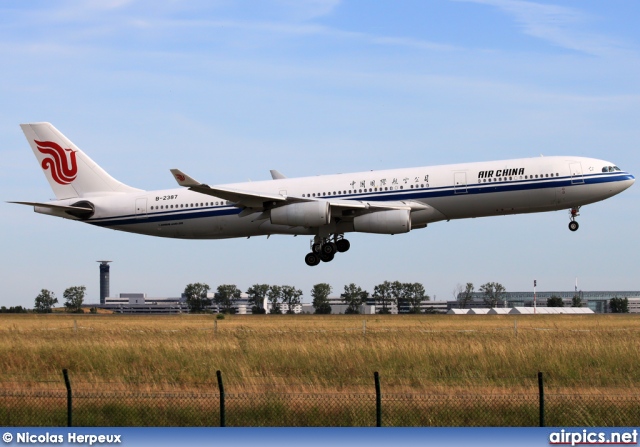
[353,209,411,234]
[270,201,331,227]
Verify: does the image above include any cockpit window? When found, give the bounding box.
[613,166,621,171]
[603,165,623,172]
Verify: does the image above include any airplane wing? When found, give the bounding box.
[170,169,429,216]
[171,169,287,208]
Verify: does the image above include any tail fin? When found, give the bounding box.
[20,122,142,200]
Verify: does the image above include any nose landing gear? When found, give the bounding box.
[304,234,350,266]
[568,207,580,232]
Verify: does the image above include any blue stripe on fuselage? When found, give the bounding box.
[88,172,633,227]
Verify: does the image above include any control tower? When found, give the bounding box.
[97,261,112,305]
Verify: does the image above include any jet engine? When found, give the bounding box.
[353,209,411,234]
[270,201,331,227]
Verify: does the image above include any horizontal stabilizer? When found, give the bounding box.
[8,201,93,212]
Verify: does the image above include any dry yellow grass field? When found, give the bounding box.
[0,313,638,394]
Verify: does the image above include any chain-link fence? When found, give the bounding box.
[1,371,639,427]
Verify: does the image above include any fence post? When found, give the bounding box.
[538,371,545,427]
[62,369,72,427]
[374,371,381,427]
[217,370,225,427]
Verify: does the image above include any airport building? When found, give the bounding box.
[92,265,638,315]
[102,292,261,314]
[451,291,640,313]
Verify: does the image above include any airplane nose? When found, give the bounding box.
[618,173,635,192]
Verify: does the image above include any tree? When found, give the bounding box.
[479,282,506,308]
[403,283,429,314]
[373,281,395,314]
[267,285,283,314]
[547,296,564,307]
[571,294,583,308]
[609,297,629,313]
[458,283,474,309]
[215,284,241,314]
[63,286,86,313]
[247,284,269,314]
[34,289,58,313]
[183,283,211,313]
[281,285,303,314]
[311,283,332,314]
[0,306,28,313]
[342,283,368,314]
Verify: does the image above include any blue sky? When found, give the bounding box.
[1,0,639,307]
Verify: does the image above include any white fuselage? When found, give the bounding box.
[36,155,634,240]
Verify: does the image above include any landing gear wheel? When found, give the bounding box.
[569,221,579,232]
[312,243,322,253]
[320,252,335,263]
[305,252,321,266]
[322,243,337,255]
[336,239,350,253]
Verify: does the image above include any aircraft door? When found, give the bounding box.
[454,172,468,194]
[135,198,148,218]
[569,162,584,185]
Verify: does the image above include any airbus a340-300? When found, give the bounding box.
[11,123,635,265]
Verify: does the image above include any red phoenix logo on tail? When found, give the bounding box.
[35,140,78,185]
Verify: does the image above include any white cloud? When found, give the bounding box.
[453,0,626,56]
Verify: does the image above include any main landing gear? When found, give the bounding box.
[304,234,350,266]
[568,207,580,232]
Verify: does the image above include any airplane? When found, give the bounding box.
[11,122,635,266]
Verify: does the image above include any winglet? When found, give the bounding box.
[170,169,202,187]
[270,170,286,180]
